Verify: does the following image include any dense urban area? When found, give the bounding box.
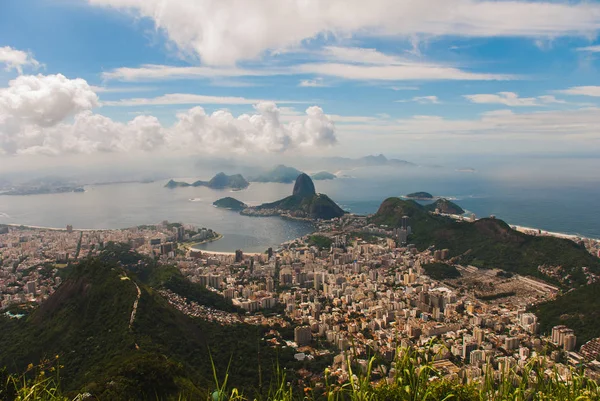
[2,211,600,394]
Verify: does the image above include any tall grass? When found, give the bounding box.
[4,346,599,401]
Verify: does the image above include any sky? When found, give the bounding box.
[1,0,600,172]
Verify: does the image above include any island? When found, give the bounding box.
[213,197,248,211]
[311,171,336,180]
[165,173,249,190]
[249,165,302,183]
[241,173,345,220]
[405,191,434,200]
[424,198,465,215]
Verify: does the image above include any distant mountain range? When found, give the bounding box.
[165,173,249,190]
[323,154,415,170]
[248,165,303,183]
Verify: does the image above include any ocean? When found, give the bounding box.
[0,160,599,252]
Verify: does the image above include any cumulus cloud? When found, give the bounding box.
[0,74,336,156]
[0,47,41,73]
[88,0,600,65]
[464,92,567,106]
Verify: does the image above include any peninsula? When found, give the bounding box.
[242,173,345,220]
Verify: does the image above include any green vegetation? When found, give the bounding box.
[476,291,517,301]
[405,191,433,199]
[213,197,248,211]
[308,235,333,250]
[532,282,600,346]
[3,343,598,401]
[165,173,249,190]
[370,197,600,287]
[424,198,465,215]
[0,247,291,399]
[249,174,345,220]
[422,262,461,280]
[250,165,302,183]
[311,171,336,180]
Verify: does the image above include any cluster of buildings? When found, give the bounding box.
[0,221,216,309]
[2,212,600,386]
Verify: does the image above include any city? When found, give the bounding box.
[3,213,600,391]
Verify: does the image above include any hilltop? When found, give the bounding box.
[424,198,465,215]
[165,173,249,190]
[249,165,302,183]
[242,173,345,220]
[371,197,600,286]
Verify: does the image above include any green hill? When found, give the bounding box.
[0,248,287,399]
[213,197,248,211]
[371,197,600,286]
[531,282,600,346]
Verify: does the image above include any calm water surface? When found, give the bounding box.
[1,163,599,252]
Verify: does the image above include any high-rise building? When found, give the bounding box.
[463,342,478,362]
[402,215,409,230]
[26,281,36,295]
[0,225,8,235]
[235,249,243,263]
[504,337,519,351]
[564,334,577,351]
[294,326,312,346]
[66,225,73,233]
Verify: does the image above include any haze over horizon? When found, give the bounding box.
[1,0,600,176]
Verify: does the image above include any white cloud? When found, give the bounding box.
[0,47,41,73]
[103,93,305,106]
[464,92,567,106]
[576,45,600,52]
[102,64,275,81]
[90,85,157,93]
[296,63,510,81]
[299,78,327,87]
[555,86,600,97]
[88,0,600,65]
[0,74,98,127]
[0,74,336,155]
[395,95,440,104]
[413,96,439,104]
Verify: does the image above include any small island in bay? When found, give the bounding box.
[405,191,434,200]
[424,198,465,215]
[242,173,345,220]
[213,197,248,211]
[165,172,249,190]
[249,165,302,183]
[311,171,336,180]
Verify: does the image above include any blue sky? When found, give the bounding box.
[1,0,600,165]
